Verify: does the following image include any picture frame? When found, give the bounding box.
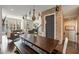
[65,26,75,31]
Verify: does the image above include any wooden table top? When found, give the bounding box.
[14,39,38,54]
[20,34,59,53]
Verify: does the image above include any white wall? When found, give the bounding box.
[5,17,22,30]
[3,17,22,37]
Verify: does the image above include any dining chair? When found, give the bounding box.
[52,37,69,54]
[62,37,68,54]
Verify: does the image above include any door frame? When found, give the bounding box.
[76,19,77,43]
[44,13,56,39]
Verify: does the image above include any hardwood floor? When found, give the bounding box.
[55,40,79,54]
[8,42,15,52]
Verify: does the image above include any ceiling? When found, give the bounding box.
[2,5,79,19]
[63,5,79,17]
[2,5,55,19]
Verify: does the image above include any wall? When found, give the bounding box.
[0,7,2,48]
[56,6,63,44]
[23,19,34,33]
[77,17,79,44]
[41,6,63,44]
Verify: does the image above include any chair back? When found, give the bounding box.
[63,37,68,54]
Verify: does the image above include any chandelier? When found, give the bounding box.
[23,6,37,21]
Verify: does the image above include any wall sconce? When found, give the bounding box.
[22,14,27,19]
[56,5,60,12]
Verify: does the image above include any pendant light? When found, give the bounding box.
[32,8,36,21]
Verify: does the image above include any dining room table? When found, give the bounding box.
[14,34,59,54]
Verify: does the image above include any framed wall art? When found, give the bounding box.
[65,26,75,31]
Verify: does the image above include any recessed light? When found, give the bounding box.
[10,9,14,11]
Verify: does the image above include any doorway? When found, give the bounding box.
[45,14,56,39]
[64,18,77,43]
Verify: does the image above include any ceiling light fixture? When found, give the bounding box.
[10,8,14,11]
[32,8,36,21]
[23,6,39,21]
